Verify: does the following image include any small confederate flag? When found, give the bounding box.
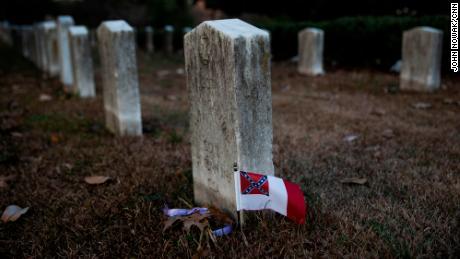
[234,171,306,224]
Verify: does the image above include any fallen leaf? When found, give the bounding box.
[0,175,15,188]
[343,134,359,143]
[340,178,368,185]
[412,102,432,109]
[84,176,111,185]
[1,205,29,222]
[163,211,211,233]
[182,212,210,232]
[39,94,52,102]
[50,133,60,144]
[163,217,181,232]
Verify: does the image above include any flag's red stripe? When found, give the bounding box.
[283,179,306,224]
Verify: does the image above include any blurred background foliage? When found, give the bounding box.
[1,0,450,70]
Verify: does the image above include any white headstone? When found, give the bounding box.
[20,26,33,58]
[43,21,59,77]
[57,16,75,88]
[35,22,47,70]
[164,25,174,54]
[400,27,443,91]
[69,26,95,98]
[145,26,154,53]
[298,28,325,76]
[185,19,274,216]
[97,20,142,136]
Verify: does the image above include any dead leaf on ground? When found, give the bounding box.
[39,94,52,102]
[183,213,210,232]
[340,178,368,185]
[1,205,29,223]
[163,212,211,233]
[163,217,181,232]
[0,175,15,188]
[84,176,111,185]
[412,102,432,109]
[50,133,60,144]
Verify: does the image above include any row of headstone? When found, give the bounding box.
[297,26,444,91]
[5,17,274,221]
[23,16,96,97]
[143,25,192,55]
[0,21,13,46]
[2,17,447,221]
[10,18,197,137]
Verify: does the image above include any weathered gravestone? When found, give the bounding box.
[298,28,325,76]
[97,20,142,136]
[164,25,174,54]
[28,28,38,64]
[57,16,75,88]
[0,21,12,46]
[34,22,47,70]
[69,26,95,98]
[42,21,60,77]
[185,19,274,216]
[400,27,443,91]
[20,26,33,58]
[145,26,154,53]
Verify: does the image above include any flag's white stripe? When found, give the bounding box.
[234,171,241,211]
[239,193,271,211]
[267,175,288,216]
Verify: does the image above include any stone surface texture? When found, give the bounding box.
[401,26,443,91]
[97,20,142,136]
[298,28,325,76]
[69,26,95,98]
[57,16,75,88]
[185,19,274,215]
[43,21,59,77]
[35,22,47,70]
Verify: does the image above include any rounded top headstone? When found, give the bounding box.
[69,25,88,36]
[164,25,174,32]
[299,27,324,35]
[57,15,75,24]
[99,20,133,33]
[192,19,269,39]
[408,26,443,35]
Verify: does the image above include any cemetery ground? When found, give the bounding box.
[1,41,459,258]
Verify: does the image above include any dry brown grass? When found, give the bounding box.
[0,43,459,258]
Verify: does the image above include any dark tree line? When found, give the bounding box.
[206,0,447,21]
[0,0,448,26]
